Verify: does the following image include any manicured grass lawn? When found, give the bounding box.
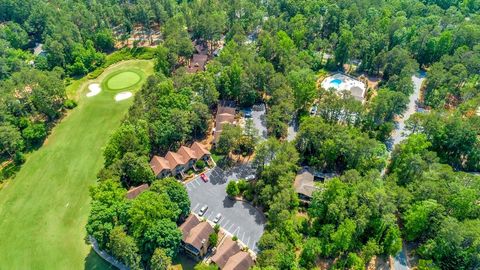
[106,70,142,90]
[0,60,154,270]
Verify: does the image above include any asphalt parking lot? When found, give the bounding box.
[185,165,265,252]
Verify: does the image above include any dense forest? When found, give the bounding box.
[1,0,479,269]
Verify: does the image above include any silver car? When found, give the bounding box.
[199,205,208,216]
[213,213,222,223]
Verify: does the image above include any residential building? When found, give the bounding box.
[179,214,214,260]
[149,142,211,179]
[187,54,208,73]
[223,252,254,270]
[294,169,318,203]
[211,237,254,270]
[214,102,237,145]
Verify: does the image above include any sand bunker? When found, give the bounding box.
[86,83,101,97]
[114,91,133,101]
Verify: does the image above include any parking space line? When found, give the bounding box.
[207,212,213,220]
[241,231,245,242]
[195,180,201,186]
[227,224,234,232]
[233,226,240,235]
[246,237,250,247]
[222,220,230,228]
[192,203,200,212]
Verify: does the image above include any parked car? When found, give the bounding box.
[245,175,255,181]
[244,109,252,118]
[310,105,318,115]
[199,205,208,216]
[200,173,208,182]
[213,213,222,223]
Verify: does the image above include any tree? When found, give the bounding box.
[226,181,240,198]
[115,152,154,188]
[299,237,321,269]
[419,218,480,270]
[150,178,190,218]
[334,27,353,66]
[288,68,316,110]
[86,179,126,249]
[103,121,150,166]
[296,117,387,173]
[22,123,47,149]
[404,199,445,242]
[389,134,438,185]
[0,22,29,49]
[154,45,175,76]
[108,226,142,270]
[194,263,218,270]
[128,191,181,238]
[0,124,24,157]
[138,218,182,260]
[191,72,219,108]
[150,248,171,270]
[94,29,115,52]
[216,124,242,155]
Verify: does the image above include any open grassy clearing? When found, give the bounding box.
[0,60,154,270]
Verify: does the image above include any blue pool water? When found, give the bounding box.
[330,79,342,87]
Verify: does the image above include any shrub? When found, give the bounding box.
[195,159,206,170]
[226,181,239,197]
[14,152,26,165]
[214,224,220,233]
[209,232,218,247]
[64,99,77,109]
[237,179,248,193]
[243,190,254,202]
[232,235,238,241]
[22,123,47,149]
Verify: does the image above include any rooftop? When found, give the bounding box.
[223,251,254,270]
[293,169,318,198]
[182,219,214,251]
[125,184,149,200]
[211,237,242,268]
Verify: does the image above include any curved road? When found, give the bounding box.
[390,72,426,148]
[391,71,426,270]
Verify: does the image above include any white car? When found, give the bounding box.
[199,205,208,216]
[213,213,222,223]
[245,175,255,181]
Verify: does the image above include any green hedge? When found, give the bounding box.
[87,47,156,79]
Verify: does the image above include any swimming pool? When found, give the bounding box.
[330,79,342,88]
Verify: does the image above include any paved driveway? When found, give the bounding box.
[251,104,267,140]
[185,165,265,252]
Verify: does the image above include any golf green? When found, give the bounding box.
[0,60,154,270]
[106,70,141,90]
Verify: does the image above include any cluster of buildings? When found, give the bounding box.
[179,214,254,270]
[149,142,211,179]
